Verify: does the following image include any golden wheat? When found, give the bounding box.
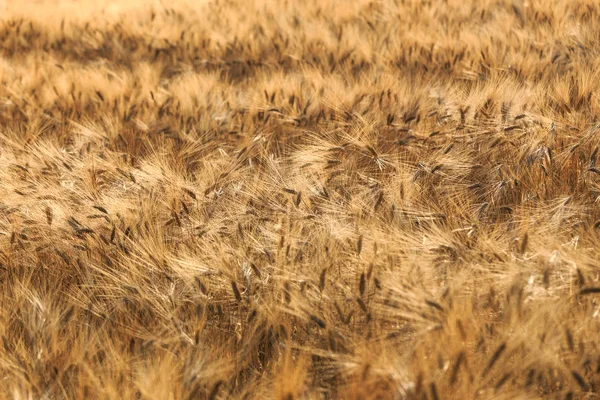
[0,0,600,398]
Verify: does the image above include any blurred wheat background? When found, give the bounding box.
[1,0,600,398]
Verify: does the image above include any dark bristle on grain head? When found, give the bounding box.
[45,206,53,226]
[231,281,242,302]
[482,343,506,377]
[359,272,366,296]
[1,0,600,398]
[319,268,327,292]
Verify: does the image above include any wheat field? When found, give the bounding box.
[1,0,600,398]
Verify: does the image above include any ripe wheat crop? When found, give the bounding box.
[1,0,600,398]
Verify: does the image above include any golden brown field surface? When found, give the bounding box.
[1,0,600,398]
